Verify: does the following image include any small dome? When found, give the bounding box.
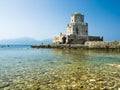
[74,12,81,15]
[71,12,82,16]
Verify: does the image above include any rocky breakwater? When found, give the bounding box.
[31,41,120,50]
[31,44,88,49]
[85,41,120,50]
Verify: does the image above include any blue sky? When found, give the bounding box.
[0,0,120,41]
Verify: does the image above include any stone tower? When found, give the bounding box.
[53,12,103,44]
[67,12,88,36]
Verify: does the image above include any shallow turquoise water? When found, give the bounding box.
[0,46,120,89]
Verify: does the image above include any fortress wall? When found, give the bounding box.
[88,36,103,41]
[85,41,120,49]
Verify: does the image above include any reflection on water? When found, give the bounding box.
[0,47,120,90]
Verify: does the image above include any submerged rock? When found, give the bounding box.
[106,64,120,68]
[64,61,72,64]
[0,82,10,88]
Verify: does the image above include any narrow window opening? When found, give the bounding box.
[76,27,78,35]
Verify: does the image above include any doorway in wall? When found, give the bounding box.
[62,37,66,44]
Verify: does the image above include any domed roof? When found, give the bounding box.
[74,12,81,14]
[71,12,82,16]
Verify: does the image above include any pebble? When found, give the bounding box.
[64,61,72,64]
[89,79,96,82]
[4,87,10,90]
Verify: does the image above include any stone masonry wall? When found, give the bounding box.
[85,41,120,49]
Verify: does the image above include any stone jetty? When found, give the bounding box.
[31,41,120,50]
[31,44,88,49]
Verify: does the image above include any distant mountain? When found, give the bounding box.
[0,37,52,45]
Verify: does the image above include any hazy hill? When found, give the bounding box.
[0,37,52,45]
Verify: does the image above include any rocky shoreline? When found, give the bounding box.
[31,41,120,50]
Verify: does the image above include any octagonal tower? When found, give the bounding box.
[67,12,88,36]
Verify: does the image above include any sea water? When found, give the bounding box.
[0,45,120,90]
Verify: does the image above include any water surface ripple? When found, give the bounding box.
[0,47,120,90]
